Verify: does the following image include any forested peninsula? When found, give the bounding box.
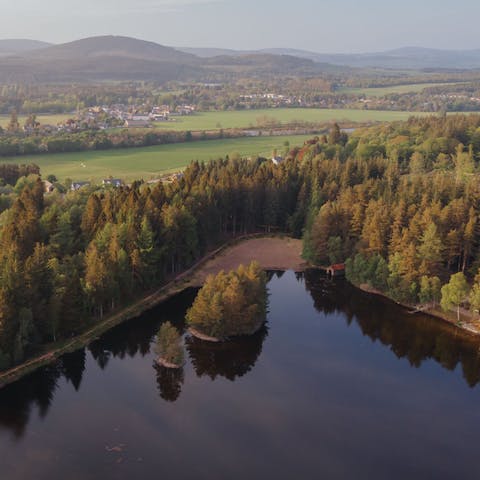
[2,114,480,378]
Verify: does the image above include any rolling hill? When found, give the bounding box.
[5,35,479,83]
[30,35,198,63]
[0,39,52,56]
[0,36,203,83]
[0,35,344,83]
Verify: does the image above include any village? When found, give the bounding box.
[21,103,197,135]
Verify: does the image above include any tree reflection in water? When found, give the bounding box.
[185,324,269,382]
[1,271,480,440]
[154,364,185,402]
[303,269,480,387]
[0,360,64,439]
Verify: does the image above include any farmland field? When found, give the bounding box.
[0,134,313,183]
[0,113,74,128]
[151,108,428,131]
[0,109,429,133]
[338,82,466,97]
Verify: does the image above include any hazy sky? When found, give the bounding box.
[0,0,479,52]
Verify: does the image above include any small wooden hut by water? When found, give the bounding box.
[326,263,345,277]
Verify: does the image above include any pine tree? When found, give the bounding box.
[81,195,103,241]
[84,243,110,318]
[6,109,20,133]
[24,243,54,341]
[417,222,444,276]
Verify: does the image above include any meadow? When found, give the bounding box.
[338,82,466,97]
[0,113,73,128]
[0,134,313,183]
[0,108,427,133]
[153,108,426,131]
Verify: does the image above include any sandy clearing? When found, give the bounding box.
[189,236,306,286]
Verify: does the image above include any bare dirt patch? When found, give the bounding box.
[190,237,306,286]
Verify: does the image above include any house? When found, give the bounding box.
[326,263,345,277]
[43,180,55,193]
[151,113,169,121]
[124,119,151,128]
[71,181,91,191]
[272,155,284,165]
[175,105,195,115]
[102,178,124,187]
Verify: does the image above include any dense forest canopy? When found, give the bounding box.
[1,114,480,371]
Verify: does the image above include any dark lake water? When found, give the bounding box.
[1,270,480,480]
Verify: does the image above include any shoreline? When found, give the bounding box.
[188,319,264,343]
[0,234,304,389]
[356,283,480,338]
[155,357,184,369]
[5,235,479,388]
[188,328,223,342]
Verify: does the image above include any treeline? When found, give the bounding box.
[0,83,169,115]
[0,154,302,369]
[0,128,239,157]
[340,71,480,89]
[301,115,480,313]
[0,163,40,186]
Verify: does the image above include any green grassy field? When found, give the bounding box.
[153,108,427,131]
[0,113,73,128]
[0,108,427,132]
[338,82,466,97]
[0,135,314,183]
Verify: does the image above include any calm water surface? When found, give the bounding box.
[1,270,480,480]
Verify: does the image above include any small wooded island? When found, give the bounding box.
[186,261,268,342]
[155,322,184,368]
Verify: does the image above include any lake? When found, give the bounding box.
[0,270,479,479]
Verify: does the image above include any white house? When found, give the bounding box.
[102,178,124,187]
[71,181,91,191]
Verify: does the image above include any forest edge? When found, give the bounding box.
[0,234,305,389]
[1,233,479,390]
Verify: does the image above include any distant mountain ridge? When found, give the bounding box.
[2,36,480,83]
[0,39,52,56]
[178,45,480,70]
[0,35,343,83]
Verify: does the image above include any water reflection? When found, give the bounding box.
[303,269,480,387]
[88,287,199,371]
[0,362,63,439]
[154,364,185,402]
[186,325,269,381]
[153,323,268,402]
[61,349,86,391]
[1,270,480,442]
